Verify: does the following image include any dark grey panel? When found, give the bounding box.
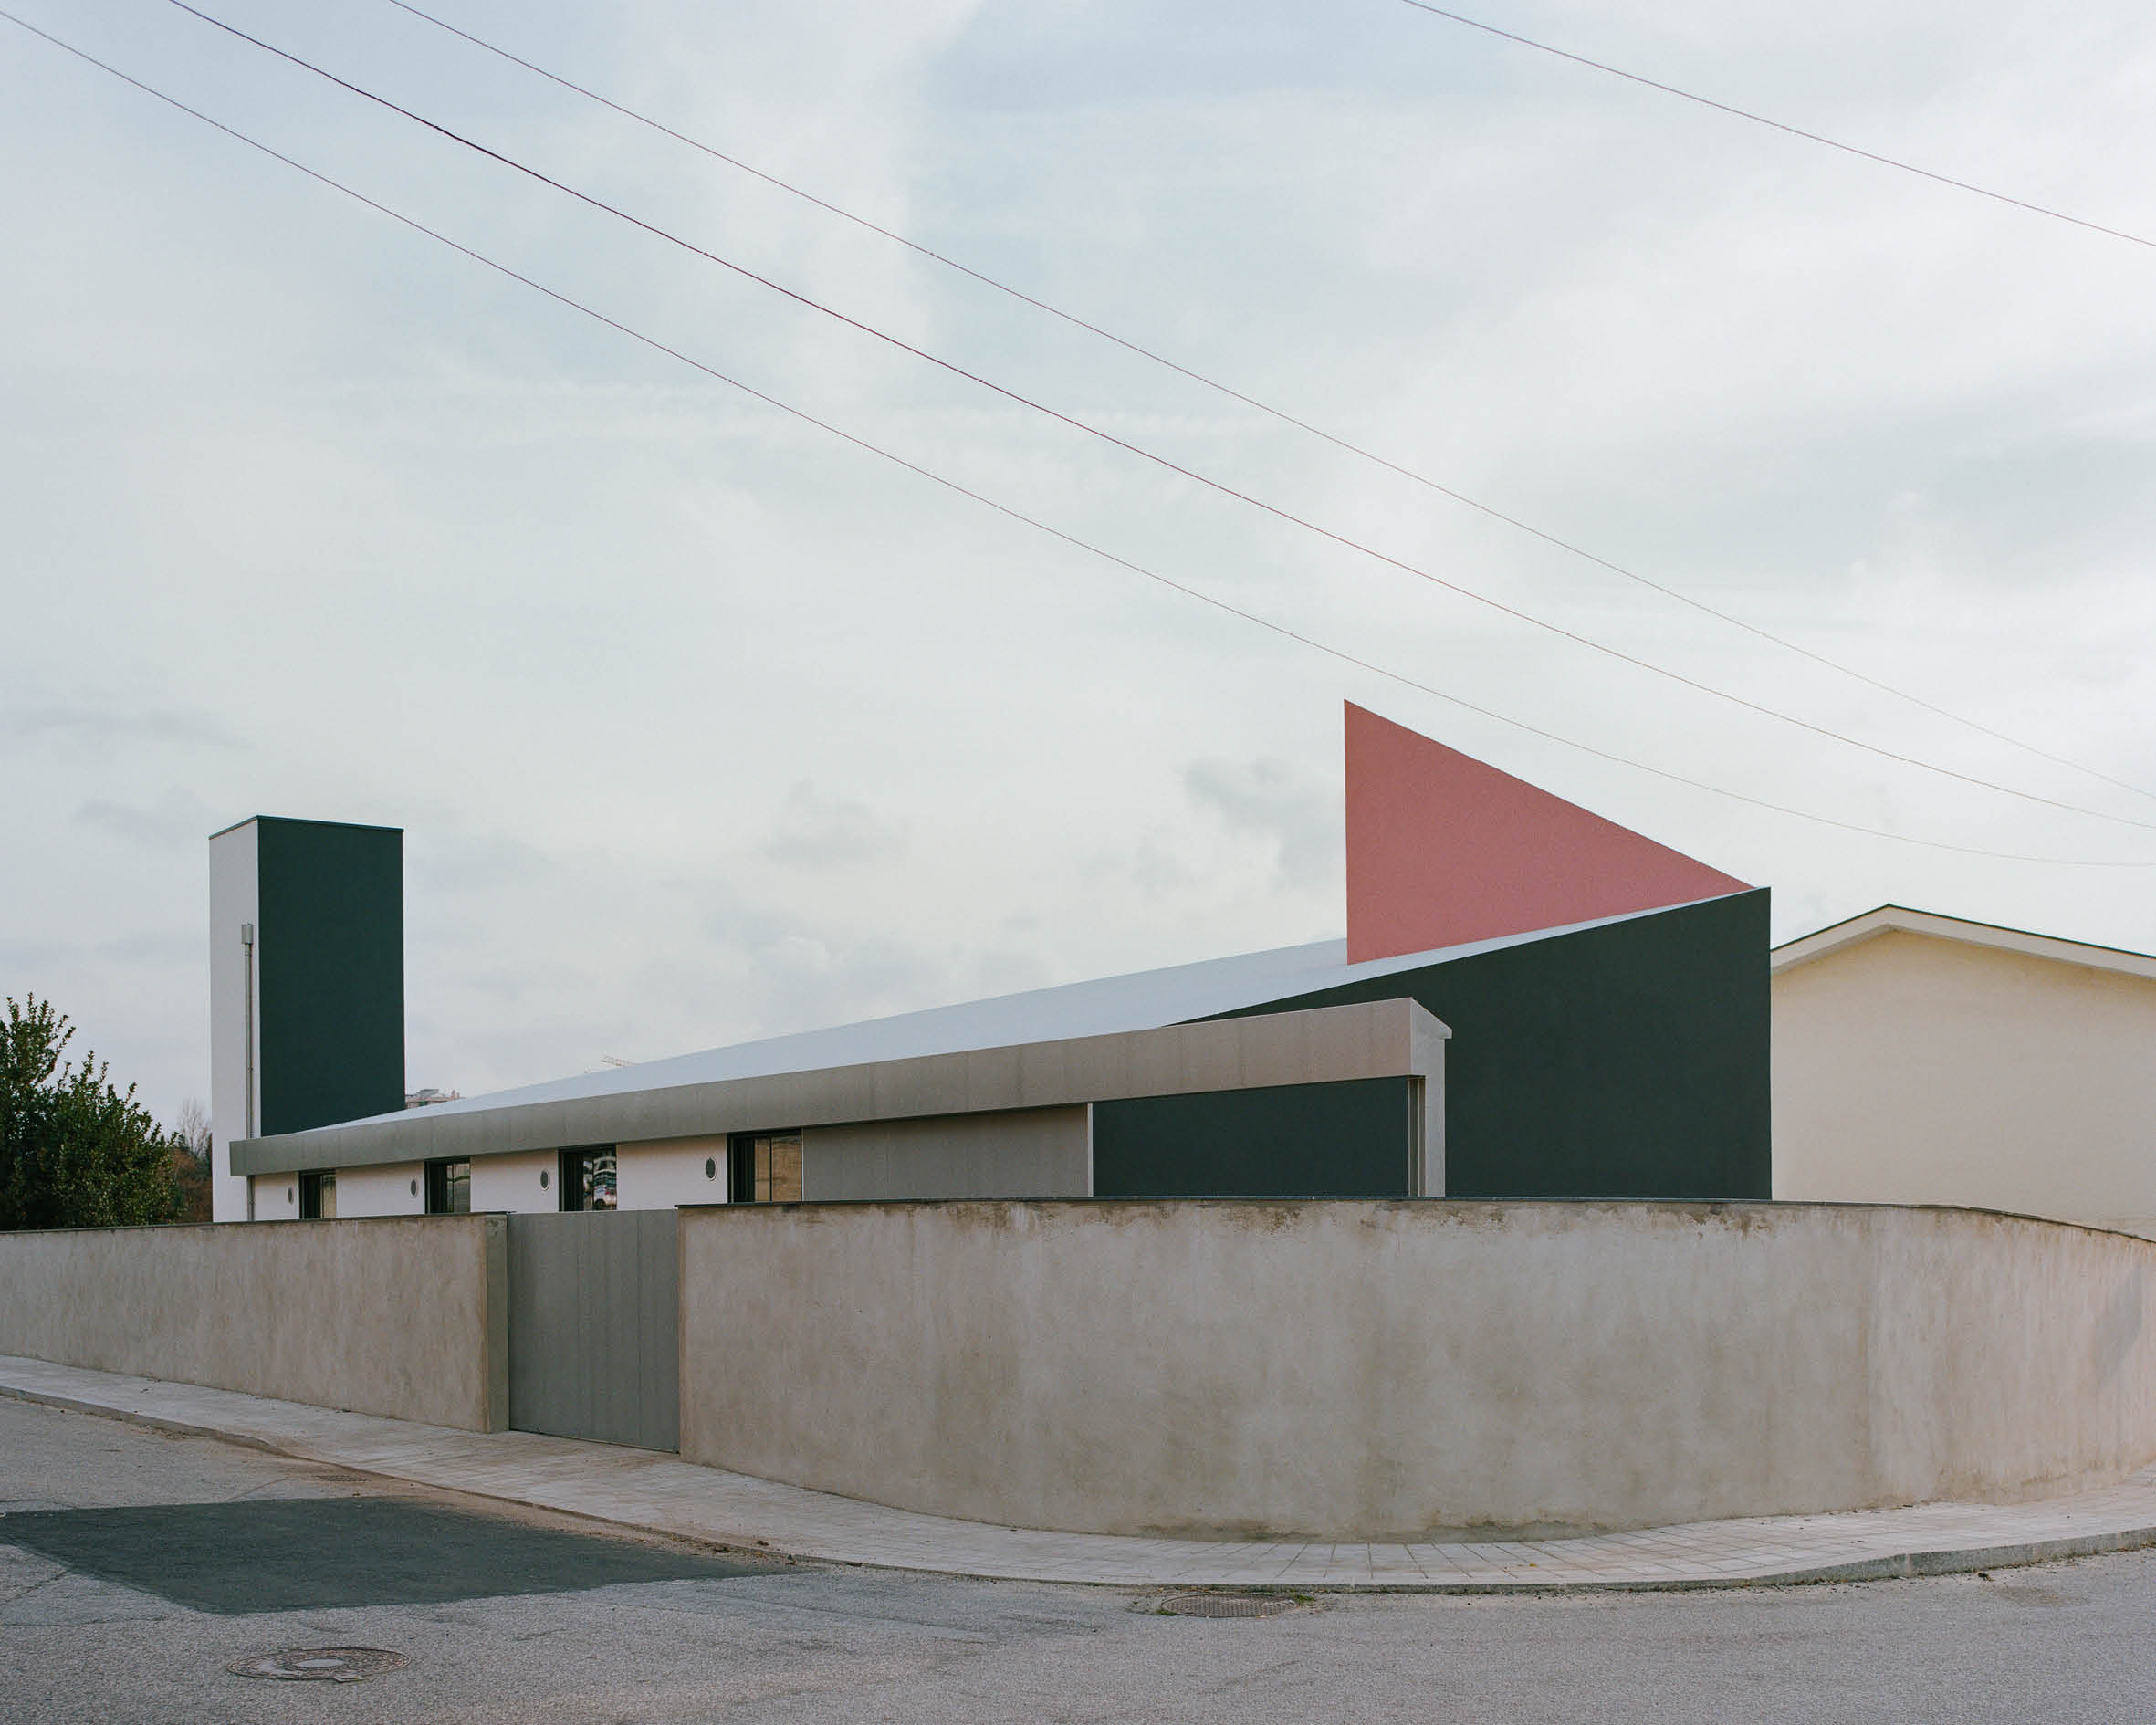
[803,1106,1092,1199]
[1211,890,1773,1200]
[1092,1077,1418,1197]
[507,1211,678,1452]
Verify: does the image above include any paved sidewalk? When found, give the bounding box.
[6,1354,2156,1592]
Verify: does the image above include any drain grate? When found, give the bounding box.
[1147,1592,1301,1618]
[229,1647,409,1683]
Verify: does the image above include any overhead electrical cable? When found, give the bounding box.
[139,0,2156,836]
[371,0,2156,812]
[1394,0,2156,256]
[5,7,2150,867]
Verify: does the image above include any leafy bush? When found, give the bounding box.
[1,995,185,1231]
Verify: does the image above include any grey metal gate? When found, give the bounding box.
[507,1211,679,1451]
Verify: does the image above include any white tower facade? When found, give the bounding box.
[206,819,260,1223]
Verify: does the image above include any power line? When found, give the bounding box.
[143,0,2156,838]
[4,7,2147,870]
[1394,0,2156,256]
[373,0,2156,813]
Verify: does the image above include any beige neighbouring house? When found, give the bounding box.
[1772,905,2156,1237]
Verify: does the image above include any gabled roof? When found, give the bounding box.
[1771,904,2156,983]
[307,897,1710,1138]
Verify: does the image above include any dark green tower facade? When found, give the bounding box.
[254,817,405,1135]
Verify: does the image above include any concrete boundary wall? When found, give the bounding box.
[678,1200,2156,1540]
[0,1217,508,1432]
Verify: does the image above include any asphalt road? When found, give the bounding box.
[2,1393,2151,1724]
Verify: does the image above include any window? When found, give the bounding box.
[298,1171,337,1219]
[558,1146,617,1212]
[727,1132,802,1203]
[424,1158,471,1215]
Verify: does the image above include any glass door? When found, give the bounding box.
[727,1132,802,1202]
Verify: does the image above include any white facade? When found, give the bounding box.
[250,1172,300,1220]
[1773,907,2156,1235]
[470,1149,561,1214]
[206,821,260,1223]
[336,1161,425,1218]
[617,1137,730,1210]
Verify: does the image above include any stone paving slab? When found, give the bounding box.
[5,1354,2156,1592]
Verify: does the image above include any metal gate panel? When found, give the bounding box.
[507,1210,678,1451]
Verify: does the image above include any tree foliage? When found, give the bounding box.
[1,995,184,1231]
[168,1097,214,1223]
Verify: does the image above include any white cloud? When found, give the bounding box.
[1184,757,1340,891]
[757,782,907,869]
[73,792,222,852]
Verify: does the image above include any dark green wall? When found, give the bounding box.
[256,817,404,1135]
[1093,1077,1419,1197]
[1209,889,1771,1200]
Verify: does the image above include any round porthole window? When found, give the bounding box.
[705,1157,717,1180]
[409,1179,418,1197]
[540,1169,550,1189]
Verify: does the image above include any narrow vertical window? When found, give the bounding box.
[424,1159,471,1215]
[556,1147,618,1211]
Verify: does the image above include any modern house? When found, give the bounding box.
[213,704,1773,1219]
[1773,904,2156,1236]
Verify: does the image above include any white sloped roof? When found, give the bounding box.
[351,899,1708,1131]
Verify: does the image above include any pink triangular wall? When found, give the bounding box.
[1345,703,1750,963]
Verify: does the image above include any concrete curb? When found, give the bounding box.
[0,1379,717,1553]
[1314,1527,2156,1594]
[8,1364,2156,1594]
[0,1380,289,1456]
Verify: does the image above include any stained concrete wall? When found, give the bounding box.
[0,1217,508,1431]
[679,1199,2156,1541]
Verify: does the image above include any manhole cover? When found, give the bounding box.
[1147,1592,1300,1618]
[228,1647,409,1683]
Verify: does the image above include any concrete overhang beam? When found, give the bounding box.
[233,997,1449,1177]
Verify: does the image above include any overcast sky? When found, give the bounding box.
[5,0,2154,1124]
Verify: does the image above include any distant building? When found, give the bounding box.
[1773,905,2156,1236]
